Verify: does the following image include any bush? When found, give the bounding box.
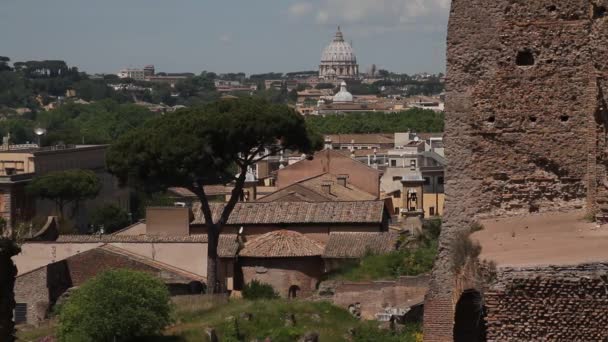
[91,203,130,234]
[351,322,422,342]
[57,269,172,342]
[242,280,279,300]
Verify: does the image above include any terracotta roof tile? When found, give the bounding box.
[191,200,386,225]
[56,235,209,243]
[323,232,399,258]
[240,230,324,258]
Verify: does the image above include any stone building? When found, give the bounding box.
[14,244,205,325]
[0,144,129,230]
[425,1,608,341]
[319,27,359,80]
[239,230,325,298]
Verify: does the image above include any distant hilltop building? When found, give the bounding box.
[319,27,359,80]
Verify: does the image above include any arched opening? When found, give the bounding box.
[453,290,487,342]
[288,285,300,299]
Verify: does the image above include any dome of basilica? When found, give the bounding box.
[321,29,357,63]
[319,27,359,80]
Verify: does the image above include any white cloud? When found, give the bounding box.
[288,2,314,16]
[313,0,450,33]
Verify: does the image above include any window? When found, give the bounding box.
[438,177,445,185]
[393,190,401,198]
[390,160,397,167]
[410,160,417,167]
[424,177,431,185]
[429,207,435,216]
[393,176,402,181]
[14,303,27,325]
[394,207,400,215]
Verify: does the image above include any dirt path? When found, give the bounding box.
[473,210,608,267]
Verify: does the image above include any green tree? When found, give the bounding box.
[26,169,101,218]
[107,97,320,292]
[57,269,172,342]
[0,217,20,342]
[91,204,130,234]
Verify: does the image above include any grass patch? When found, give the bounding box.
[19,296,422,342]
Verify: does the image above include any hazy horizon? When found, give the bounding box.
[0,0,450,75]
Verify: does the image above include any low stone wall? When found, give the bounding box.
[319,275,429,320]
[485,263,608,341]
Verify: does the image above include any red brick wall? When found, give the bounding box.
[241,257,322,298]
[329,276,429,319]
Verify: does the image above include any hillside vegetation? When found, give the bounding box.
[18,297,422,342]
[306,109,444,134]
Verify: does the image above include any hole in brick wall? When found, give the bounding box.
[529,116,537,123]
[516,50,535,66]
[487,116,496,123]
[560,115,570,122]
[546,5,557,12]
[593,4,607,18]
[454,290,487,342]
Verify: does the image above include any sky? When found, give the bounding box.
[0,0,450,75]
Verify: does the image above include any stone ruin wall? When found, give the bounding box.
[485,264,608,341]
[425,0,608,341]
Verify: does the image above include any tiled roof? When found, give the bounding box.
[323,232,399,258]
[55,235,209,243]
[258,173,376,203]
[168,185,229,197]
[52,234,239,258]
[218,234,240,258]
[191,200,386,225]
[240,230,324,258]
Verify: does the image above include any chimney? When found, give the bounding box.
[337,174,348,187]
[322,181,332,194]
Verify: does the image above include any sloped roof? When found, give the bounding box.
[258,173,376,203]
[53,234,238,258]
[191,200,386,225]
[323,232,400,258]
[325,134,394,145]
[240,230,324,258]
[55,234,209,243]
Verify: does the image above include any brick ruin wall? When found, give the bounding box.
[425,1,608,340]
[485,264,608,341]
[319,275,429,320]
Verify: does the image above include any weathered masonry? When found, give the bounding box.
[425,1,608,341]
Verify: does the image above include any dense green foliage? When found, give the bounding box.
[351,322,422,342]
[306,109,444,134]
[242,280,279,300]
[107,97,320,292]
[330,242,437,282]
[329,219,441,282]
[90,204,131,234]
[37,100,158,145]
[26,169,101,217]
[57,269,172,342]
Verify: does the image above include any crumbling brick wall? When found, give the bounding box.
[324,276,429,320]
[485,264,608,341]
[426,1,608,340]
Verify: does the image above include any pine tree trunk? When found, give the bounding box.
[0,240,19,342]
[206,227,219,294]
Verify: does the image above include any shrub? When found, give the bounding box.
[450,230,482,272]
[351,322,421,342]
[242,280,279,300]
[90,203,130,233]
[57,269,172,342]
